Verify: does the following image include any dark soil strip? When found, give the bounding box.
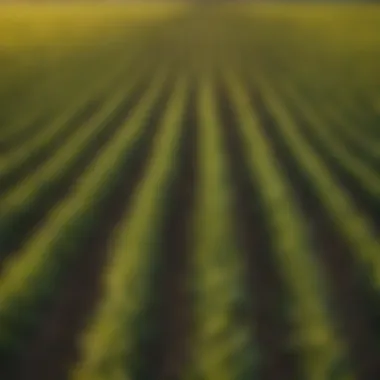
[0,97,105,195]
[283,95,380,235]
[249,87,380,380]
[0,80,173,380]
[217,84,300,380]
[0,77,150,264]
[136,85,196,380]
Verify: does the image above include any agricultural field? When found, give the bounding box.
[0,3,380,380]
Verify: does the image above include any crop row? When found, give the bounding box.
[0,59,150,257]
[0,67,168,364]
[1,68,380,380]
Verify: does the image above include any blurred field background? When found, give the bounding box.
[0,3,380,380]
